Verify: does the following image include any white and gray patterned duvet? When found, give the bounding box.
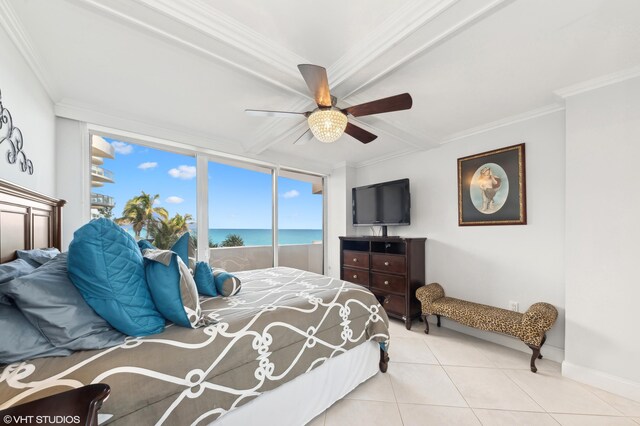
[0,267,390,425]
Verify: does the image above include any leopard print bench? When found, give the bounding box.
[415,283,558,372]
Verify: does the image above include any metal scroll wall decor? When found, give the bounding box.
[0,89,34,175]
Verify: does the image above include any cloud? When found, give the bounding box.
[153,199,161,205]
[111,141,133,155]
[165,196,184,204]
[168,165,196,180]
[282,190,300,199]
[137,162,158,170]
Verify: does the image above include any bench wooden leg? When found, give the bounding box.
[538,334,547,359]
[528,345,541,373]
[422,314,430,334]
[436,315,441,327]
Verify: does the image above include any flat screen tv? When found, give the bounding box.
[352,178,410,236]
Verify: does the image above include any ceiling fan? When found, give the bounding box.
[245,64,413,145]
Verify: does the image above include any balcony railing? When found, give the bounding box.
[209,243,323,274]
[91,192,115,207]
[91,165,115,182]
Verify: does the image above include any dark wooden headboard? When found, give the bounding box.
[0,178,65,264]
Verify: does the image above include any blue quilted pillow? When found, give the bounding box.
[68,219,165,336]
[194,261,217,297]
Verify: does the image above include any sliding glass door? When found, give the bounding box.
[277,170,324,274]
[208,160,273,272]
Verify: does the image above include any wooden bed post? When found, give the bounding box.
[379,348,389,373]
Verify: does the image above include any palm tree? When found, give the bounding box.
[221,234,244,247]
[115,191,168,239]
[148,213,194,249]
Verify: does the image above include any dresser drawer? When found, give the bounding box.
[371,254,406,274]
[343,251,369,269]
[343,267,369,286]
[381,294,405,316]
[371,273,405,294]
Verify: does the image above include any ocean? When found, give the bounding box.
[209,229,322,246]
[120,224,322,246]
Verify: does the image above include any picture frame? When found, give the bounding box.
[457,143,526,226]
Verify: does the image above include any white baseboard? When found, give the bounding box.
[562,361,640,403]
[427,318,565,363]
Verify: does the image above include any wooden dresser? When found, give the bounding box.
[339,236,426,330]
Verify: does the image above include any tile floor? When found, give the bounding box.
[308,319,640,426]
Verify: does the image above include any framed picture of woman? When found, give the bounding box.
[457,143,526,226]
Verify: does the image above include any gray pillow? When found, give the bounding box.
[16,248,60,268]
[0,303,72,364]
[1,253,126,350]
[0,259,36,284]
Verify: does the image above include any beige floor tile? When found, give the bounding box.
[632,417,640,424]
[445,366,542,411]
[426,336,495,368]
[473,409,559,426]
[306,411,325,426]
[387,318,426,339]
[474,340,561,374]
[389,363,467,407]
[324,399,402,426]
[586,387,640,417]
[398,403,481,426]
[552,413,637,426]
[344,371,396,403]
[505,369,620,415]
[388,336,439,364]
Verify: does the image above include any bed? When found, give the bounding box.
[0,179,390,425]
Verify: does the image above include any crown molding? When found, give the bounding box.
[439,103,565,145]
[354,147,420,169]
[55,99,247,152]
[342,0,513,100]
[554,64,640,99]
[0,0,58,101]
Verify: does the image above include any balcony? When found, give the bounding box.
[209,243,323,274]
[91,135,115,159]
[91,165,115,184]
[91,193,115,208]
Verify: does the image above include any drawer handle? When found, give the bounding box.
[353,275,358,279]
[353,258,358,262]
[384,261,390,266]
[384,280,389,285]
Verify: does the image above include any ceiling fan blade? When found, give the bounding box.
[245,109,306,118]
[293,129,314,146]
[344,122,378,144]
[297,64,332,107]
[342,93,412,117]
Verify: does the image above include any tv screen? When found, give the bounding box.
[352,179,410,226]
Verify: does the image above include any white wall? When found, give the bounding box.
[325,164,356,278]
[0,27,55,194]
[355,112,566,360]
[563,77,640,401]
[55,118,90,249]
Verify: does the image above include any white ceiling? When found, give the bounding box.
[2,0,640,172]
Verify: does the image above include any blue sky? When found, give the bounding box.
[99,139,322,229]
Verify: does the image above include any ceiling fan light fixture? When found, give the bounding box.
[307,108,348,143]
